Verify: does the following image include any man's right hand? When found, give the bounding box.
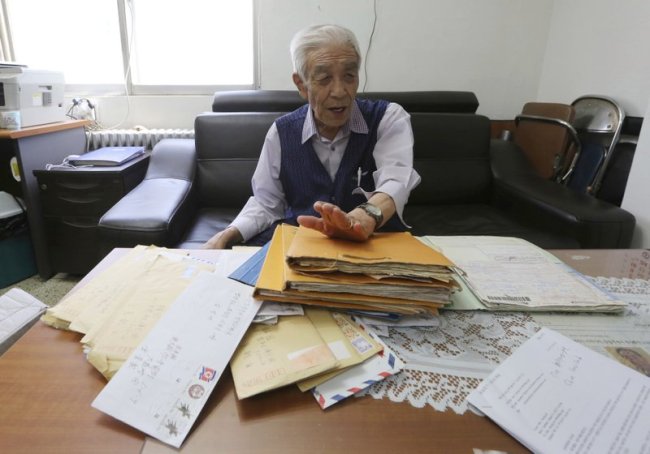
[202,226,243,249]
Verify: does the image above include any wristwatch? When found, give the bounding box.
[356,202,383,229]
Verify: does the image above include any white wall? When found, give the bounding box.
[537,0,650,116]
[89,95,212,130]
[258,0,555,119]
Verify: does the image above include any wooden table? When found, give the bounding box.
[1,120,90,278]
[1,248,648,453]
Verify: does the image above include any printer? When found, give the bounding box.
[0,66,65,128]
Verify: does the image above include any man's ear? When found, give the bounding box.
[293,73,308,100]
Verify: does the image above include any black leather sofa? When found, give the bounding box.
[98,90,635,253]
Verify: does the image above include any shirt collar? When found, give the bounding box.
[301,100,369,144]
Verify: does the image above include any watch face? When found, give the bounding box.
[359,203,383,225]
[365,204,381,217]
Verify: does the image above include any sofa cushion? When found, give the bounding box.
[176,207,241,248]
[178,203,580,250]
[405,203,580,249]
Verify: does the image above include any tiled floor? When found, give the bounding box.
[0,273,80,307]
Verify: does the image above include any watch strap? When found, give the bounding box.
[356,202,383,229]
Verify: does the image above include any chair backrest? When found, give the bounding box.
[566,95,625,195]
[408,113,492,205]
[194,112,283,208]
[513,102,578,181]
[212,90,480,114]
[194,111,493,209]
[196,90,484,208]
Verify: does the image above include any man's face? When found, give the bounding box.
[293,43,360,139]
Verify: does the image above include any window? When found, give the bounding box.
[2,0,255,94]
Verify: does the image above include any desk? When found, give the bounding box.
[0,248,648,453]
[0,120,91,278]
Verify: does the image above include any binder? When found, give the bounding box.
[67,146,145,167]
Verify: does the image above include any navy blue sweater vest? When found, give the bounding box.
[246,98,403,246]
[277,98,388,221]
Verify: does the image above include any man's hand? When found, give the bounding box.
[202,226,243,249]
[297,201,374,241]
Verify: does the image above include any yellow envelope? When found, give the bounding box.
[230,314,338,399]
[286,225,455,279]
[297,308,382,391]
[42,245,155,330]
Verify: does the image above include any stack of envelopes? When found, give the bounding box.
[41,246,215,379]
[230,306,404,408]
[254,224,457,315]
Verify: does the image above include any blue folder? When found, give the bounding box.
[228,241,271,287]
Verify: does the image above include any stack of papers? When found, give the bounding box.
[41,246,217,378]
[254,225,457,315]
[420,236,626,313]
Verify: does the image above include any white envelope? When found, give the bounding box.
[311,318,404,409]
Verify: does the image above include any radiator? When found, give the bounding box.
[86,128,194,150]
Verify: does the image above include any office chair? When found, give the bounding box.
[513,102,580,182]
[566,95,625,195]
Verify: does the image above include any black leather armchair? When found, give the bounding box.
[98,90,635,254]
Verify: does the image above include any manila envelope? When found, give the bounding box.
[230,314,338,399]
[297,308,382,391]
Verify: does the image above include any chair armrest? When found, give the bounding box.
[98,139,197,250]
[514,114,581,182]
[490,139,635,248]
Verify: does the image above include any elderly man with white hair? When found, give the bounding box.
[204,24,420,248]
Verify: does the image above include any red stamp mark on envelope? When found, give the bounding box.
[198,366,216,382]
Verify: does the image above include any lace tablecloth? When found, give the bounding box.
[361,276,650,414]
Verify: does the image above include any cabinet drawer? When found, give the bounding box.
[38,174,126,216]
[44,216,101,274]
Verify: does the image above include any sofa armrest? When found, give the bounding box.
[490,139,635,248]
[98,139,197,250]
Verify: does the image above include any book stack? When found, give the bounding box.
[254,224,457,315]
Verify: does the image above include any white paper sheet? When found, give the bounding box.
[422,236,626,312]
[92,272,261,448]
[468,327,650,454]
[256,301,304,317]
[0,288,47,355]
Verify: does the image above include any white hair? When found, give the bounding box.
[289,24,361,81]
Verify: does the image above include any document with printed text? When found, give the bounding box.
[421,236,626,312]
[468,327,650,454]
